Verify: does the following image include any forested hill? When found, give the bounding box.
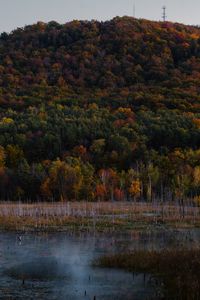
[1,17,200,202]
[1,17,200,110]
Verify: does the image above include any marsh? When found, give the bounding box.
[0,229,199,299]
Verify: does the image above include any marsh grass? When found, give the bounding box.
[96,249,200,300]
[0,201,199,232]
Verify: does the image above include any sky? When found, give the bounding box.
[0,0,199,33]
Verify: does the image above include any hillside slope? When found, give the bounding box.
[0,17,200,110]
[1,17,200,201]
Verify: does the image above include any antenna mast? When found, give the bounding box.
[162,6,166,22]
[133,3,136,18]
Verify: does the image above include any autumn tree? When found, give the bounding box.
[129,179,141,202]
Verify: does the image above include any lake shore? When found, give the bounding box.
[0,201,199,232]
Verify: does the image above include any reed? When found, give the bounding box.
[96,249,200,300]
[0,201,199,232]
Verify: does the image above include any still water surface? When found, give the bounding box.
[0,229,199,300]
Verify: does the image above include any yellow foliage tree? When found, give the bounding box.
[0,117,14,125]
[129,179,141,201]
[42,159,83,201]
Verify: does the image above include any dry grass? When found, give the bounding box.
[0,201,199,232]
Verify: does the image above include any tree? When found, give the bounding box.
[129,179,141,201]
[95,184,107,201]
[42,159,83,201]
[6,145,24,169]
[0,146,5,167]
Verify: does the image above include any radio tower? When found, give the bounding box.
[133,3,136,18]
[162,6,166,22]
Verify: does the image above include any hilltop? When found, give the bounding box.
[0,17,200,111]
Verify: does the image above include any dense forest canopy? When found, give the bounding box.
[1,17,200,202]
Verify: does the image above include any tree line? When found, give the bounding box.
[0,104,200,202]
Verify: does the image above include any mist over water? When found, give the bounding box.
[0,229,199,299]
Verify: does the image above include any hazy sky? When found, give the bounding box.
[0,0,199,33]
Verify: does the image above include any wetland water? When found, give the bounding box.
[0,229,200,300]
